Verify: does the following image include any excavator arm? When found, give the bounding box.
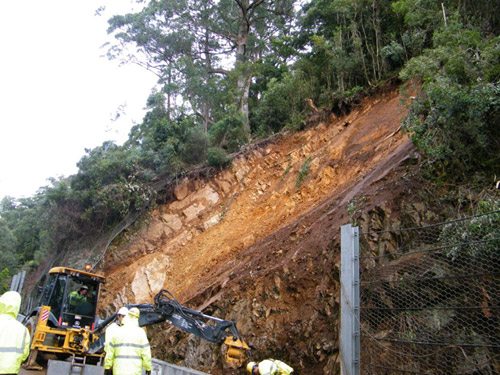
[93,290,248,368]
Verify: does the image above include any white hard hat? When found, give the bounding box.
[128,307,140,318]
[247,362,257,373]
[117,307,129,316]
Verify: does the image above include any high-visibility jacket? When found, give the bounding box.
[258,359,294,375]
[104,321,121,353]
[68,291,87,309]
[104,316,152,375]
[0,291,30,374]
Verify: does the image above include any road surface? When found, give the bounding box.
[19,368,45,375]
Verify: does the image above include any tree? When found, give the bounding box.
[0,218,17,273]
[400,19,500,182]
[0,196,47,266]
[107,0,296,134]
[296,0,400,93]
[70,141,153,230]
[252,70,314,134]
[0,268,10,294]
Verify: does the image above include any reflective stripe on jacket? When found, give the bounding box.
[104,321,120,353]
[273,359,294,375]
[259,359,294,375]
[258,359,279,375]
[0,291,31,374]
[104,316,152,375]
[68,291,87,308]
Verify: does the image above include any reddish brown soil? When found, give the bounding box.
[99,85,423,374]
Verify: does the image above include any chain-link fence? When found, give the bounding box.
[358,211,500,375]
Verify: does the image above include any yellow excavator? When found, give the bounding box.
[21,266,248,374]
[22,266,106,372]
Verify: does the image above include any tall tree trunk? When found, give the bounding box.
[202,29,212,133]
[371,0,383,80]
[235,0,251,134]
[166,66,172,121]
[337,28,345,92]
[360,12,377,84]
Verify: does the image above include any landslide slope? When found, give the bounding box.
[98,87,422,374]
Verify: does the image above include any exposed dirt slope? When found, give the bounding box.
[98,86,424,374]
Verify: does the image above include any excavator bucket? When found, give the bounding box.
[223,336,249,368]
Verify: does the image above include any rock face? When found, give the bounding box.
[99,87,434,374]
[131,256,170,302]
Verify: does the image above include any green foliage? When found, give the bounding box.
[183,125,208,165]
[401,29,428,57]
[253,70,314,135]
[209,113,248,153]
[347,196,368,226]
[2,0,500,279]
[392,0,442,29]
[343,86,365,99]
[399,55,440,82]
[296,157,312,188]
[107,0,296,133]
[249,54,291,130]
[381,41,405,69]
[400,19,500,183]
[0,268,10,294]
[282,164,292,180]
[206,147,231,169]
[440,199,500,261]
[73,141,135,190]
[297,0,402,91]
[81,182,154,226]
[0,196,50,266]
[0,219,17,273]
[129,92,207,174]
[70,142,149,230]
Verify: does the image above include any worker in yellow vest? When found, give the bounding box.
[0,291,31,375]
[104,307,128,353]
[247,359,294,375]
[104,307,152,375]
[68,286,88,313]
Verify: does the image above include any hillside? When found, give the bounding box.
[95,85,432,374]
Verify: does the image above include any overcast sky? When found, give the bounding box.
[0,0,158,199]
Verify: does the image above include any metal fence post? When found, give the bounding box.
[9,274,19,292]
[9,271,26,293]
[341,224,360,375]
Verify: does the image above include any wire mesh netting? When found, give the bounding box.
[359,211,500,375]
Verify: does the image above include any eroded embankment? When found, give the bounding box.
[98,87,418,374]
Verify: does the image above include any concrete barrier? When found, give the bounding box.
[46,358,209,375]
[47,359,103,375]
[148,359,210,375]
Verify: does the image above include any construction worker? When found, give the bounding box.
[68,285,88,312]
[104,307,152,375]
[0,291,31,375]
[247,359,294,375]
[104,307,128,353]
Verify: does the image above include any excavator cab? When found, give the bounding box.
[23,267,106,370]
[37,267,103,330]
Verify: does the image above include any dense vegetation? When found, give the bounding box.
[1,0,499,291]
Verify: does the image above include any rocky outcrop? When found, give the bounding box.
[98,87,429,374]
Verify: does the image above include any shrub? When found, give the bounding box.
[206,147,231,168]
[209,113,248,153]
[296,157,312,187]
[400,20,500,183]
[0,268,10,294]
[182,125,207,165]
[381,41,406,69]
[253,70,314,135]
